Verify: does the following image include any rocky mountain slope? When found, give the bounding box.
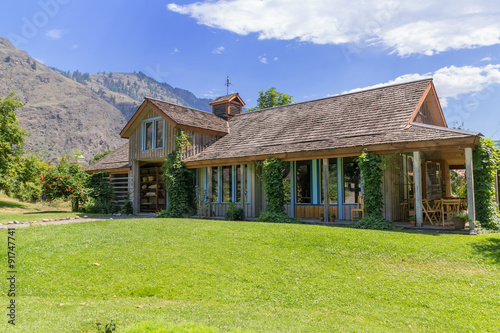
[0,36,213,165]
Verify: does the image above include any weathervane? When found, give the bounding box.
[225,75,231,95]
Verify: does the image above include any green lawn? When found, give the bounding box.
[1,218,499,332]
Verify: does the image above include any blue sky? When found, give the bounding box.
[1,0,499,139]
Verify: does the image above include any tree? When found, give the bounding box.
[0,93,27,190]
[90,149,114,164]
[249,87,293,111]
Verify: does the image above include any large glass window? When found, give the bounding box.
[236,165,247,203]
[344,157,361,203]
[320,158,338,204]
[143,118,164,150]
[211,167,219,203]
[222,166,232,202]
[296,160,311,203]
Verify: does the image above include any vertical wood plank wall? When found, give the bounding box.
[382,155,402,221]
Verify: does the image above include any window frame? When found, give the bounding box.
[142,117,165,151]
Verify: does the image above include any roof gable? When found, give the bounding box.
[209,93,245,106]
[405,80,446,128]
[120,98,228,138]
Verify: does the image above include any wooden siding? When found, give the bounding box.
[286,204,338,219]
[128,105,221,163]
[129,106,175,161]
[183,131,220,160]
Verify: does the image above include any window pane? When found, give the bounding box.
[222,166,232,202]
[320,158,338,204]
[344,157,360,203]
[236,165,247,203]
[212,167,218,203]
[145,121,153,150]
[283,163,291,203]
[296,160,311,203]
[155,119,164,149]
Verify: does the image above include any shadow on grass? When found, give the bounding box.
[472,237,500,264]
[22,211,71,215]
[0,199,30,209]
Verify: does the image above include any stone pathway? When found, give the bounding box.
[0,213,155,229]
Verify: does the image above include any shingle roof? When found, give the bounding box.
[146,98,228,134]
[184,79,480,163]
[209,93,240,105]
[87,143,130,172]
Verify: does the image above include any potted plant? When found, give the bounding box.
[319,213,324,222]
[409,216,416,227]
[211,210,216,217]
[330,211,336,222]
[451,212,469,230]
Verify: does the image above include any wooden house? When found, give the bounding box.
[87,80,481,226]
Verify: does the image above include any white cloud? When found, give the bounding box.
[46,29,63,40]
[212,46,225,54]
[71,44,78,49]
[481,57,492,61]
[34,58,44,64]
[258,55,268,64]
[344,64,500,107]
[274,57,279,61]
[170,48,179,54]
[167,0,500,56]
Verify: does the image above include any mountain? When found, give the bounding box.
[0,36,213,165]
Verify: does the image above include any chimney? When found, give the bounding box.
[209,93,245,120]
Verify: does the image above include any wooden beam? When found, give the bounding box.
[86,167,131,174]
[240,164,245,214]
[465,147,475,232]
[495,170,499,208]
[183,137,478,169]
[132,160,140,214]
[405,82,432,128]
[290,162,295,218]
[323,158,330,222]
[207,167,212,218]
[443,160,452,198]
[414,151,423,227]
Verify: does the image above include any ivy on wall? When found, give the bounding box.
[473,137,500,230]
[352,151,398,230]
[158,130,194,218]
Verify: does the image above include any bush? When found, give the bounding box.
[257,211,303,224]
[13,181,42,203]
[351,216,399,230]
[225,202,244,221]
[84,197,113,214]
[120,197,133,215]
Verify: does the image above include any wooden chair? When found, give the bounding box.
[351,196,364,221]
[422,199,434,224]
[441,199,461,226]
[428,200,442,225]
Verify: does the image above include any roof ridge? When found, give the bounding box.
[145,96,227,122]
[409,122,481,136]
[233,78,433,117]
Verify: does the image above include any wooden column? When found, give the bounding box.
[132,160,140,215]
[465,147,475,231]
[337,157,343,220]
[323,158,330,222]
[240,164,245,217]
[249,163,256,218]
[443,160,452,198]
[290,162,295,218]
[413,151,423,227]
[207,167,212,218]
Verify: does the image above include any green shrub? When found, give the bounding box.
[120,197,133,215]
[351,216,399,230]
[84,197,113,214]
[261,158,286,214]
[13,181,42,203]
[257,211,303,224]
[225,202,244,221]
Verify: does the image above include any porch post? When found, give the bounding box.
[337,157,344,220]
[240,164,245,216]
[465,147,476,231]
[290,161,295,218]
[323,158,330,222]
[495,170,499,208]
[413,151,423,227]
[207,167,213,218]
[132,160,140,215]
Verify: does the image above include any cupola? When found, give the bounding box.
[209,93,245,120]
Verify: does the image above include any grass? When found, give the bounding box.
[0,218,499,332]
[0,193,106,223]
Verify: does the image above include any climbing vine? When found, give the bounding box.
[158,130,194,218]
[473,137,500,230]
[352,151,398,230]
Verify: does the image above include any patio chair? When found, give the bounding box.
[351,196,364,221]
